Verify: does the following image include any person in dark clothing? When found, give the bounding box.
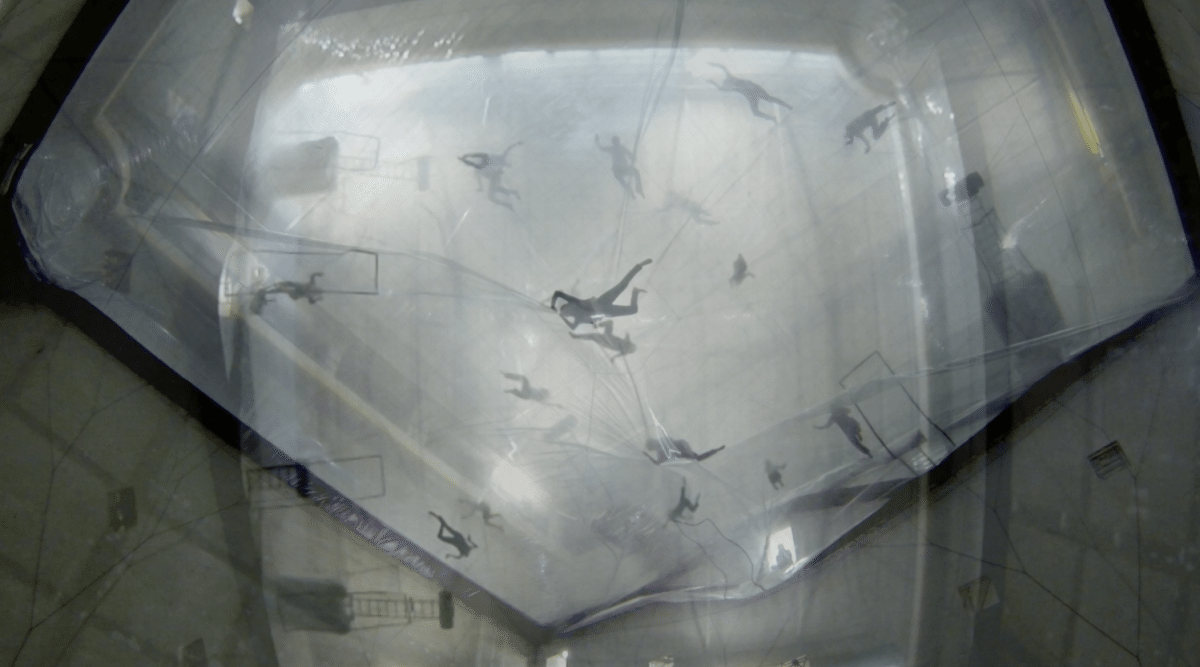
[250,272,324,314]
[709,63,792,121]
[730,253,754,286]
[459,142,522,209]
[644,437,725,464]
[595,134,645,197]
[551,259,652,330]
[844,102,897,153]
[667,480,701,522]
[815,406,872,458]
[766,459,786,490]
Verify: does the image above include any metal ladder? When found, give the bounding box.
[349,594,439,623]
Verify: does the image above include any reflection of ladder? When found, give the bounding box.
[349,594,439,623]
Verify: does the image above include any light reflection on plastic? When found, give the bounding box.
[924,94,943,115]
[1067,88,1102,156]
[493,460,547,504]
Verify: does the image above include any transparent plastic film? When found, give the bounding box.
[13,0,1194,628]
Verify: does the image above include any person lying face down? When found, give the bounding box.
[551,259,652,330]
[844,102,897,153]
[643,437,726,464]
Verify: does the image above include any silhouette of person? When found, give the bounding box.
[661,192,720,225]
[775,543,793,569]
[502,372,550,402]
[458,141,520,175]
[815,406,872,458]
[708,63,792,121]
[429,511,478,559]
[766,460,786,490]
[844,102,897,153]
[459,142,522,210]
[730,254,754,286]
[939,172,985,206]
[644,437,726,464]
[551,259,652,330]
[595,135,644,197]
[250,272,324,314]
[569,321,637,362]
[667,481,700,522]
[459,500,504,532]
[542,415,578,442]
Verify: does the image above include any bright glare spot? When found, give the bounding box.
[547,650,569,667]
[650,658,675,667]
[943,169,958,189]
[493,460,546,504]
[924,94,943,115]
[766,526,796,571]
[232,0,253,25]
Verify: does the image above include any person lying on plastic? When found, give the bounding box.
[667,480,700,522]
[569,321,637,363]
[644,436,726,464]
[814,406,872,458]
[595,135,644,198]
[661,191,720,226]
[501,372,550,402]
[459,499,503,532]
[730,253,754,286]
[844,102,897,153]
[708,63,792,121]
[429,511,478,559]
[551,259,651,330]
[766,459,786,490]
[459,142,522,210]
[250,272,324,314]
[458,141,520,179]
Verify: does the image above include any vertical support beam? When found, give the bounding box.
[1104,0,1200,271]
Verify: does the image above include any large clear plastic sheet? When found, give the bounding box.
[13,0,1195,627]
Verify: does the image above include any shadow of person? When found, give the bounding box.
[429,511,478,559]
[569,321,637,363]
